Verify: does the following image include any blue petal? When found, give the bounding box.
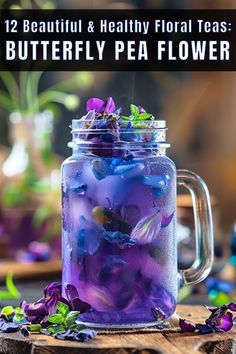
[91,159,111,180]
[102,231,136,246]
[137,175,170,197]
[113,163,144,179]
[77,229,100,257]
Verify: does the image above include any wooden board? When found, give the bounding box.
[0,260,61,282]
[0,305,235,354]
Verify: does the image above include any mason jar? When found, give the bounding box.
[61,115,213,328]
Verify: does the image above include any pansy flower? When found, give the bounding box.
[179,302,236,334]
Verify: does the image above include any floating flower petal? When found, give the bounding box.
[114,163,144,179]
[131,211,162,245]
[161,212,174,228]
[91,158,111,180]
[102,230,136,246]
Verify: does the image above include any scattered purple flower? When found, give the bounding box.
[179,319,196,332]
[54,328,97,342]
[0,319,19,333]
[179,302,236,335]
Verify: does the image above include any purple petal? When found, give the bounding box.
[86,98,104,113]
[212,312,233,332]
[44,282,62,298]
[227,303,236,311]
[179,318,196,332]
[26,302,46,317]
[161,212,174,228]
[21,300,30,313]
[65,284,79,302]
[102,97,116,114]
[70,298,91,313]
[54,328,96,342]
[45,293,59,314]
[151,307,166,321]
[138,106,146,113]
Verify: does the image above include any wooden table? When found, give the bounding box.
[0,305,235,354]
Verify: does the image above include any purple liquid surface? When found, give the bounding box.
[62,153,177,326]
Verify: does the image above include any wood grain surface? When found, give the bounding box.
[0,305,235,354]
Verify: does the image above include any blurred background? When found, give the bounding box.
[0,0,235,307]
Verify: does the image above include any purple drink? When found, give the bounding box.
[61,97,179,327]
[62,153,177,327]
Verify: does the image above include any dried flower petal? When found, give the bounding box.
[54,328,97,342]
[209,312,233,332]
[0,319,19,333]
[227,303,236,311]
[179,318,196,332]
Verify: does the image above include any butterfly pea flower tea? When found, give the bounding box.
[61,97,214,328]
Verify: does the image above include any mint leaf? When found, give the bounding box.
[64,311,80,328]
[57,301,70,316]
[69,323,86,331]
[130,104,139,117]
[48,313,64,324]
[28,324,42,332]
[47,324,65,335]
[13,313,26,323]
[137,113,153,120]
[121,115,130,120]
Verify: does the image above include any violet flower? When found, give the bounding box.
[21,298,47,324]
[208,312,233,332]
[86,97,116,114]
[179,302,236,334]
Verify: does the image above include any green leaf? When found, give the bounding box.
[137,113,153,120]
[13,313,26,323]
[1,306,14,318]
[64,311,80,329]
[130,104,139,117]
[0,291,18,300]
[6,273,21,299]
[28,324,42,332]
[57,301,70,316]
[69,323,86,331]
[47,324,65,335]
[121,116,130,121]
[48,313,64,324]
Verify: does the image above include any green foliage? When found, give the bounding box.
[48,313,64,325]
[64,311,80,328]
[0,273,21,301]
[28,324,42,332]
[57,301,70,317]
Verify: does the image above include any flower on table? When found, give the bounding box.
[179,302,236,334]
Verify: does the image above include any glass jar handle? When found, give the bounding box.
[177,169,214,286]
